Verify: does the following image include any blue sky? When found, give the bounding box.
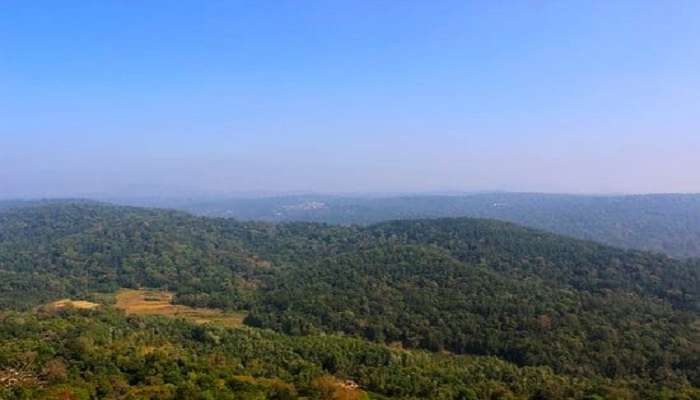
[1,1,699,197]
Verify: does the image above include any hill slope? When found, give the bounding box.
[0,202,699,394]
[3,308,673,400]
[144,193,700,258]
[244,218,700,384]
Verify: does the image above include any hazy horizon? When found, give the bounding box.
[3,1,699,198]
[4,190,700,203]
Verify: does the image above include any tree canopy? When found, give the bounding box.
[0,203,699,398]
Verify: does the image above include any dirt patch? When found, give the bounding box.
[114,289,246,327]
[45,299,100,311]
[249,256,272,268]
[311,375,365,400]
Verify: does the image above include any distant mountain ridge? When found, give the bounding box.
[125,193,700,258]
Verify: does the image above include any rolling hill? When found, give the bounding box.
[0,202,699,398]
[132,193,700,258]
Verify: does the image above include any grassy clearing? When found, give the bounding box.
[114,289,246,328]
[45,299,101,310]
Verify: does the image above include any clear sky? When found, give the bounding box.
[2,1,699,198]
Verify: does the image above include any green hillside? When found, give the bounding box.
[0,203,699,398]
[152,193,700,258]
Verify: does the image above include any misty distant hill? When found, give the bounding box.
[127,193,700,258]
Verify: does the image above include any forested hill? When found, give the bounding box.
[1,202,699,397]
[142,193,700,258]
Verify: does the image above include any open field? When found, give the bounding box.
[45,299,100,311]
[114,289,246,327]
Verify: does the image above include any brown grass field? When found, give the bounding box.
[114,289,246,327]
[45,299,101,310]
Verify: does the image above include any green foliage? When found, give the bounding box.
[1,309,696,400]
[0,203,699,398]
[0,203,264,310]
[165,193,700,258]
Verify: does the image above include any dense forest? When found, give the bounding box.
[4,308,683,400]
[130,193,700,258]
[0,202,699,399]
